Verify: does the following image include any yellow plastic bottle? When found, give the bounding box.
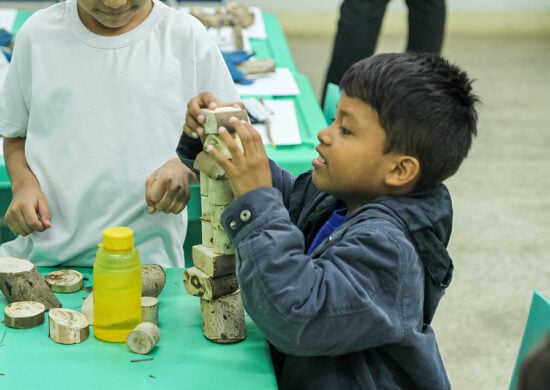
[93,226,142,342]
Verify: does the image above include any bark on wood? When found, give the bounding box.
[201,107,248,134]
[194,151,227,180]
[0,257,62,309]
[45,269,84,293]
[200,290,246,344]
[208,178,234,206]
[141,296,159,325]
[126,322,161,355]
[183,266,238,300]
[201,219,214,248]
[213,227,234,255]
[48,308,89,344]
[192,244,235,278]
[3,301,45,329]
[141,264,166,298]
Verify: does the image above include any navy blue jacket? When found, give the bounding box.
[177,135,453,389]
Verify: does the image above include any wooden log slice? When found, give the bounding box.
[0,256,62,309]
[126,322,161,355]
[3,301,46,329]
[45,269,84,293]
[141,264,166,297]
[49,308,89,344]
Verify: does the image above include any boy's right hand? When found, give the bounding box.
[183,92,244,140]
[5,186,52,236]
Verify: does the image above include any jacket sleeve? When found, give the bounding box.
[221,187,423,357]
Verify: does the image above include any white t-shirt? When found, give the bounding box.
[0,0,239,267]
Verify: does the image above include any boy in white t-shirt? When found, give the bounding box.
[0,0,239,267]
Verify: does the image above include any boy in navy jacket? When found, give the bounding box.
[179,52,479,389]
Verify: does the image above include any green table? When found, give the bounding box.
[0,267,278,389]
[0,10,328,264]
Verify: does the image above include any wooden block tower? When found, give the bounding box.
[183,107,248,344]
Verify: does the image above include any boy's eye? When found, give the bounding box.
[339,126,352,135]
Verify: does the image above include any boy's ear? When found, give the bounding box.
[385,155,420,189]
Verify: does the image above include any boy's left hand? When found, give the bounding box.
[145,158,198,214]
[206,119,272,198]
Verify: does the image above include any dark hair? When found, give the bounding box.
[517,333,550,390]
[340,52,479,191]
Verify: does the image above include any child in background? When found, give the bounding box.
[181,52,479,389]
[0,0,239,267]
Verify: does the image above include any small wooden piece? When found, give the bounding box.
[201,290,246,344]
[141,264,166,298]
[192,245,235,278]
[48,308,89,344]
[141,296,159,325]
[236,59,276,75]
[0,257,62,309]
[194,151,227,180]
[3,301,46,329]
[126,322,161,355]
[184,266,238,300]
[45,269,84,293]
[201,107,248,134]
[81,292,94,325]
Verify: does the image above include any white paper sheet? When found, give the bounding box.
[246,99,302,146]
[236,68,300,96]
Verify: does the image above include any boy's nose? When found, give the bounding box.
[103,0,128,8]
[317,127,332,145]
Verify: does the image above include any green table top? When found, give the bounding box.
[0,267,278,389]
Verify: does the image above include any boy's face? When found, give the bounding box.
[77,0,152,35]
[312,94,402,213]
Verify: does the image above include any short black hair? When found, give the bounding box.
[340,52,479,191]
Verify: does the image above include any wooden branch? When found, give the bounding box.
[0,257,62,309]
[48,308,89,344]
[200,290,246,344]
[194,151,227,180]
[3,301,45,329]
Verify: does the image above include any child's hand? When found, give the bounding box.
[145,158,198,214]
[205,119,272,198]
[5,185,52,235]
[183,92,244,140]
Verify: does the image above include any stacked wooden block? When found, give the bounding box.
[183,107,248,344]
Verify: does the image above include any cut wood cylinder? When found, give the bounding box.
[0,256,62,309]
[194,151,227,180]
[45,269,84,293]
[49,308,89,344]
[126,321,161,355]
[141,296,159,325]
[200,290,246,344]
[183,266,238,300]
[141,264,166,297]
[3,301,46,329]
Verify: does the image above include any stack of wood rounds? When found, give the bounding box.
[183,107,248,344]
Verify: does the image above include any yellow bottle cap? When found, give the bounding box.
[101,226,134,251]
